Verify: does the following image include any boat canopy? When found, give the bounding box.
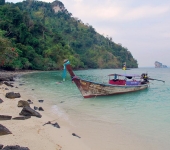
[108,74,141,78]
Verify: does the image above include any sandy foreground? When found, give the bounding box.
[0,71,90,150]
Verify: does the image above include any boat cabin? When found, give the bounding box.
[108,74,141,85]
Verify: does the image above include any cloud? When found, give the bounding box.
[66,1,170,23]
[123,5,170,21]
[73,0,83,2]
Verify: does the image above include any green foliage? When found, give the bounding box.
[0,0,138,70]
[0,0,5,5]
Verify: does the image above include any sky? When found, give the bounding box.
[6,0,170,67]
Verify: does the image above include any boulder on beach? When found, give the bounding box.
[19,106,42,118]
[72,133,81,138]
[0,124,12,136]
[2,145,30,150]
[52,122,60,128]
[19,84,24,86]
[0,115,12,120]
[0,76,14,82]
[0,144,3,149]
[0,98,3,103]
[17,100,30,107]
[43,121,51,126]
[5,92,21,99]
[38,100,44,103]
[38,107,44,111]
[27,99,33,104]
[12,116,31,120]
[3,82,14,87]
[34,106,38,110]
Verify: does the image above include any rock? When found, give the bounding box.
[19,84,24,86]
[27,99,33,104]
[43,121,60,128]
[72,133,81,138]
[3,82,14,87]
[38,107,44,111]
[0,144,3,149]
[12,116,31,120]
[2,145,30,150]
[0,124,12,136]
[5,88,9,90]
[5,92,21,99]
[19,106,42,118]
[43,121,51,126]
[34,106,38,110]
[0,75,15,81]
[38,100,44,103]
[17,100,30,107]
[0,98,3,103]
[0,115,12,120]
[52,122,60,128]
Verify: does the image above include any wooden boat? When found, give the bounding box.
[63,60,150,98]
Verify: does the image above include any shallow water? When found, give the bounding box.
[17,68,170,150]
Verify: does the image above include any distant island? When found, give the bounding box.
[155,61,168,68]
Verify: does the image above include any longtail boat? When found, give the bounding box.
[63,60,164,98]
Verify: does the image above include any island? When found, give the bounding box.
[155,61,168,68]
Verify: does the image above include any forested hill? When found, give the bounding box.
[0,0,138,70]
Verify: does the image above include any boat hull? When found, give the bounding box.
[65,62,149,98]
[73,79,149,98]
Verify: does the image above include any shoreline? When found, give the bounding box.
[1,70,168,150]
[0,71,90,150]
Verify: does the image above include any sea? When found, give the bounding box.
[15,68,170,150]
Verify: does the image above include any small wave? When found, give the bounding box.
[51,105,69,121]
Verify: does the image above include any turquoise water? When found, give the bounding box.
[18,68,170,149]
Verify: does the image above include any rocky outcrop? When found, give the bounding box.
[0,74,15,81]
[52,0,65,13]
[0,124,12,136]
[155,61,168,68]
[5,92,21,99]
[19,106,42,118]
[17,100,30,107]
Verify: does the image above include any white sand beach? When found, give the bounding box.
[0,72,90,150]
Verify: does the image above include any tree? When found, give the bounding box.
[0,0,138,70]
[0,0,5,5]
